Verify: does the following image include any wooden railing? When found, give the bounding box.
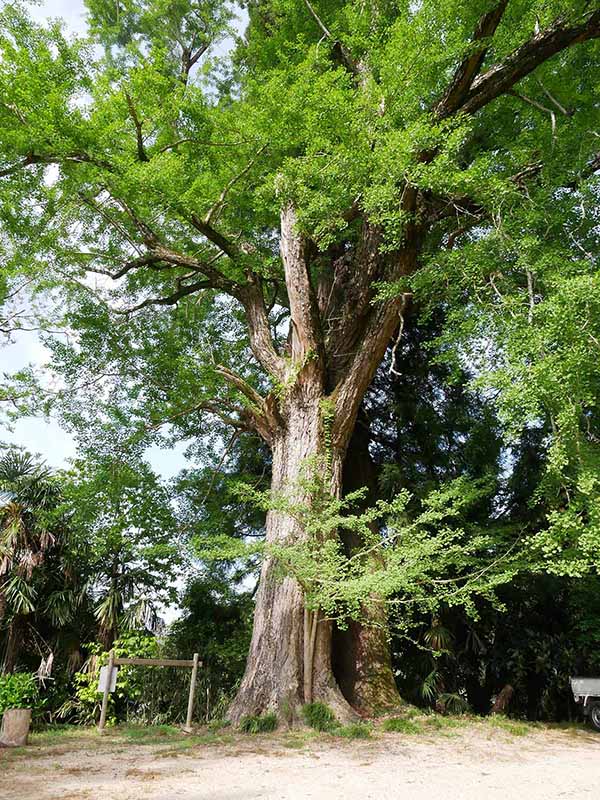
[98,651,202,733]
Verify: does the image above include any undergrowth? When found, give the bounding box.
[337,722,372,739]
[239,713,278,734]
[301,702,337,732]
[382,717,422,734]
[486,716,531,737]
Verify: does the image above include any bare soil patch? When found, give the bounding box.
[1,719,598,800]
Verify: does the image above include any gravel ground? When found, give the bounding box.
[1,720,599,800]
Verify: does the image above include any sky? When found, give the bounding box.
[1,0,236,479]
[28,0,88,33]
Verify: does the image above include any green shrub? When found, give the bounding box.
[438,693,470,715]
[239,712,278,733]
[0,672,39,714]
[403,706,421,719]
[58,633,162,726]
[382,717,421,734]
[337,722,372,739]
[301,702,337,732]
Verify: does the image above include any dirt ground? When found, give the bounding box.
[1,718,599,800]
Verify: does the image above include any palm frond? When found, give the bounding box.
[3,573,37,614]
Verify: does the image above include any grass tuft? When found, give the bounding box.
[120,724,181,743]
[337,722,372,739]
[239,713,278,734]
[281,730,319,749]
[424,716,463,731]
[382,717,422,734]
[156,732,235,756]
[487,716,530,737]
[207,718,231,732]
[301,702,337,732]
[29,725,84,746]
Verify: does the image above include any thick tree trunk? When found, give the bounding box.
[332,413,403,714]
[228,399,355,726]
[2,618,23,674]
[229,207,418,726]
[333,617,401,714]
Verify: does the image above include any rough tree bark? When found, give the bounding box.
[229,398,401,723]
[332,413,402,715]
[227,203,376,722]
[228,398,355,724]
[228,205,418,724]
[2,617,23,674]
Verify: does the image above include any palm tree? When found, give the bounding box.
[0,450,82,672]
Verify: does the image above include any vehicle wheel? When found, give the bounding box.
[589,702,600,732]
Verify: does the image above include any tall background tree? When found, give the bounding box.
[0,0,599,722]
[0,450,83,673]
[62,437,181,648]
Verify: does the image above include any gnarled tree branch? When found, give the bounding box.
[303,0,359,76]
[190,213,239,260]
[114,277,213,313]
[238,278,286,383]
[215,365,266,409]
[459,9,600,116]
[215,364,284,445]
[435,0,509,117]
[124,91,149,162]
[0,150,113,178]
[280,204,324,372]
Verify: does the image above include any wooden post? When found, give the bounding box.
[98,649,114,734]
[184,653,199,733]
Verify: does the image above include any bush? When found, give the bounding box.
[0,672,39,714]
[382,717,421,734]
[301,702,337,732]
[58,633,162,726]
[337,722,372,739]
[239,713,278,733]
[166,576,254,723]
[438,693,470,715]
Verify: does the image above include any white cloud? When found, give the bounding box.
[27,0,88,35]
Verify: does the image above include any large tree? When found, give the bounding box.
[1,0,599,721]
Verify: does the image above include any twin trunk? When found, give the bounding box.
[227,399,401,725]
